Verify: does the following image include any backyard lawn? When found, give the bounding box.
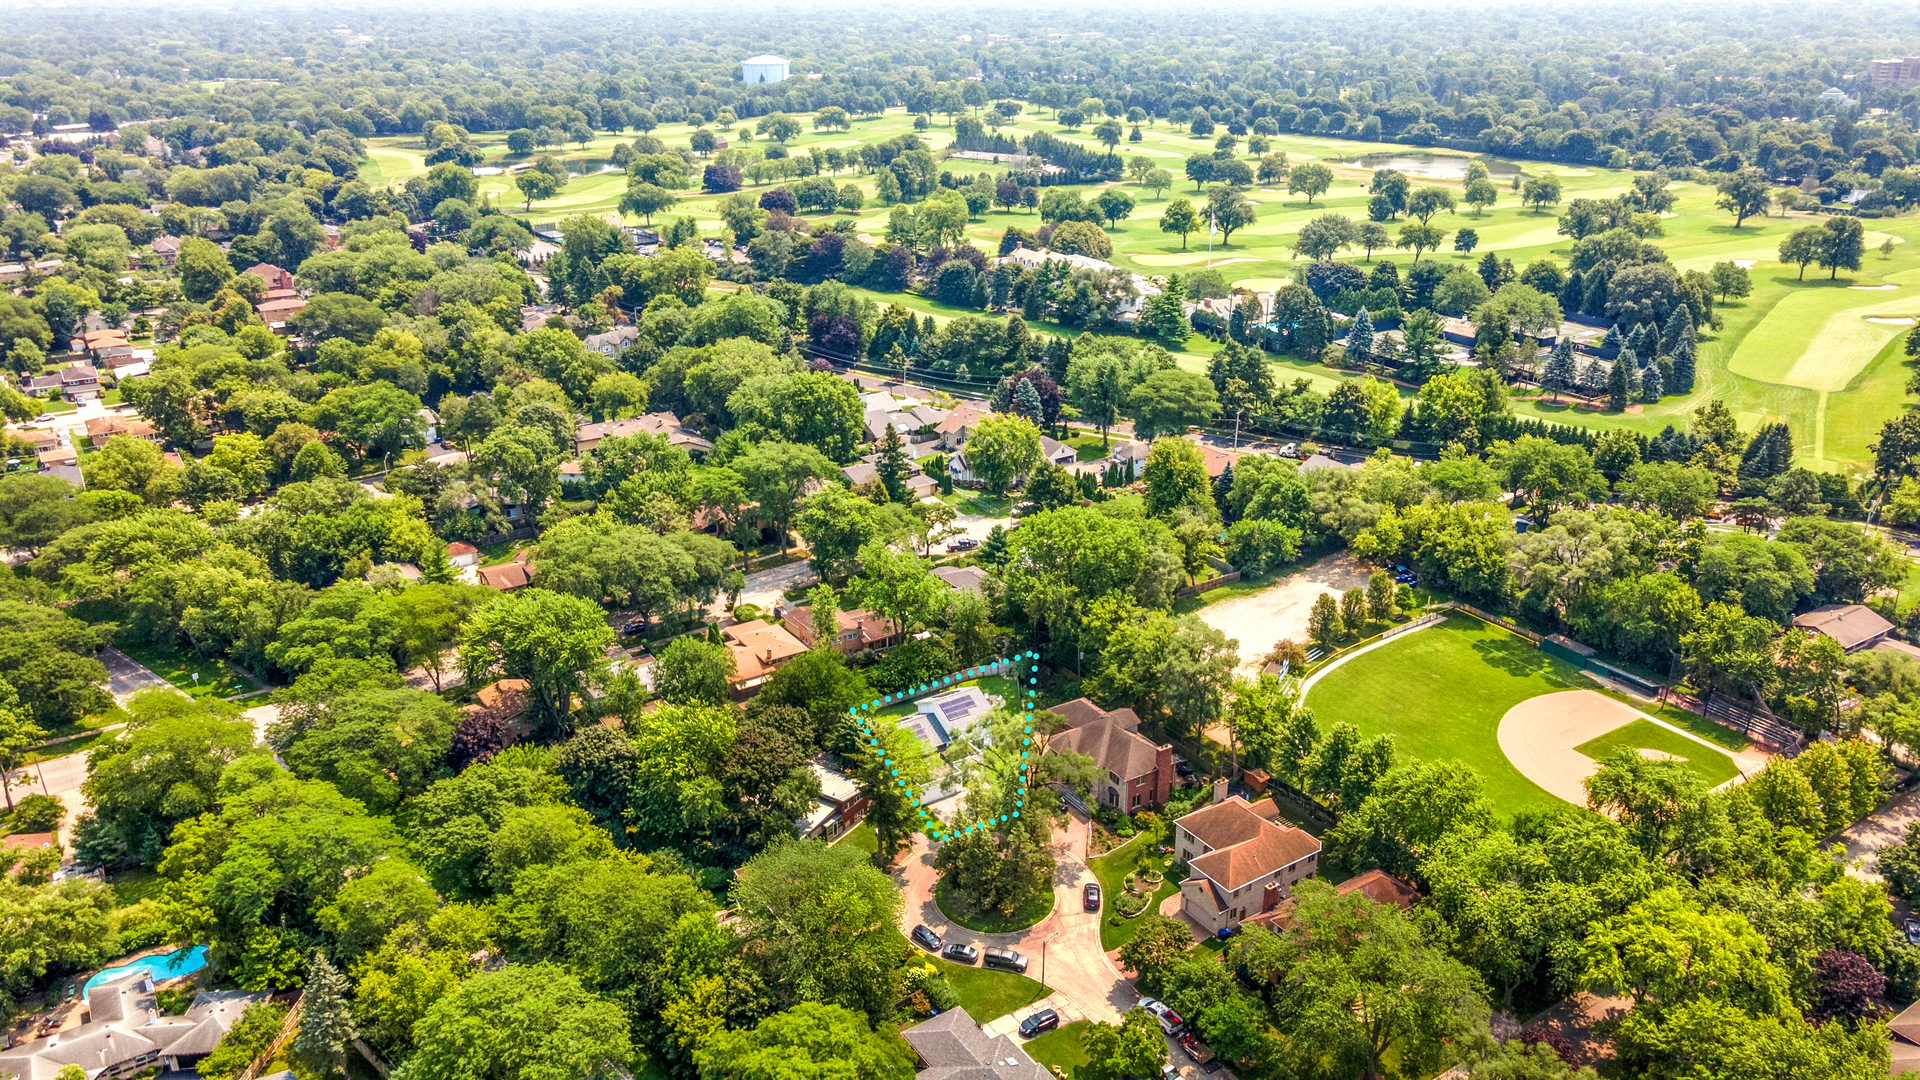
[1304,615,1582,817]
[116,643,255,700]
[834,820,879,858]
[1088,833,1181,951]
[1025,1021,1093,1074]
[1574,719,1742,788]
[929,957,1050,1023]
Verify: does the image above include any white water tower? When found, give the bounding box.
[741,55,790,84]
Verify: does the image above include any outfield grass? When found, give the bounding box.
[360,104,1920,474]
[1574,719,1741,788]
[1304,614,1582,817]
[1025,1021,1093,1074]
[927,956,1051,1022]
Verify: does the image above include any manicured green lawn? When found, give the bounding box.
[1304,615,1583,817]
[1025,1021,1093,1074]
[476,538,532,566]
[937,877,1055,934]
[1574,719,1741,788]
[834,820,879,857]
[107,868,166,907]
[1088,834,1181,952]
[1620,697,1753,752]
[116,643,255,700]
[942,491,1014,517]
[929,957,1051,1023]
[361,103,1920,474]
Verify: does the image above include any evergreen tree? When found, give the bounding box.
[990,263,1016,308]
[1345,308,1374,366]
[1640,357,1663,402]
[1540,339,1576,401]
[1669,321,1697,393]
[1477,250,1504,289]
[1560,269,1586,313]
[876,425,910,502]
[1575,359,1606,398]
[980,524,1009,565]
[294,953,356,1078]
[1607,353,1631,410]
[1737,422,1795,493]
[970,273,991,310]
[1583,272,1609,317]
[884,342,908,377]
[1661,304,1693,356]
[1294,302,1334,354]
[1214,462,1236,523]
[1623,322,1648,361]
[1013,377,1044,424]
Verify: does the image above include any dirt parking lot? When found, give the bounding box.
[1195,552,1374,672]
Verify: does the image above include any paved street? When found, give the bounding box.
[97,648,178,704]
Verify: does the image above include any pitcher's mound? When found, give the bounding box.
[1496,690,1649,806]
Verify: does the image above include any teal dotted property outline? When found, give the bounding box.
[850,650,1042,842]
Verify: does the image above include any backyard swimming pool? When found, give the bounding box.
[83,946,208,1000]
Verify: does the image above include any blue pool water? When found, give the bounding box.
[83,946,208,1000]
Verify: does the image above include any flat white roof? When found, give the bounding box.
[742,55,787,64]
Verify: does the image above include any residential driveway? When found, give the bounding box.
[723,558,818,616]
[895,809,1133,1024]
[948,511,1014,545]
[1195,551,1376,673]
[1832,788,1920,885]
[98,648,179,704]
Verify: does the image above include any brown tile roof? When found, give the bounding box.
[476,562,534,590]
[1178,796,1321,893]
[1792,604,1894,651]
[935,401,985,436]
[447,541,479,557]
[575,412,713,453]
[1050,697,1140,732]
[1245,869,1421,930]
[723,619,808,683]
[1050,716,1161,782]
[462,679,530,725]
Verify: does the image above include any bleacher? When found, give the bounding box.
[1702,692,1805,755]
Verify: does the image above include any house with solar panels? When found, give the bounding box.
[899,686,992,754]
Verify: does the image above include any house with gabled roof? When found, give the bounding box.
[0,970,262,1080]
[1172,791,1322,934]
[900,1006,1047,1080]
[1046,697,1168,812]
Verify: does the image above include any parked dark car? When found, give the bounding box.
[1019,1008,1059,1037]
[941,942,979,964]
[983,947,1028,973]
[945,537,980,552]
[621,619,645,635]
[911,924,943,953]
[1907,919,1919,946]
[1174,757,1194,778]
[1084,882,1101,912]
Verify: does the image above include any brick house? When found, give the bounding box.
[783,605,903,655]
[1172,790,1322,934]
[1046,697,1171,812]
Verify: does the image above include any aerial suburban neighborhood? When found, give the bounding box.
[9,3,1920,1080]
